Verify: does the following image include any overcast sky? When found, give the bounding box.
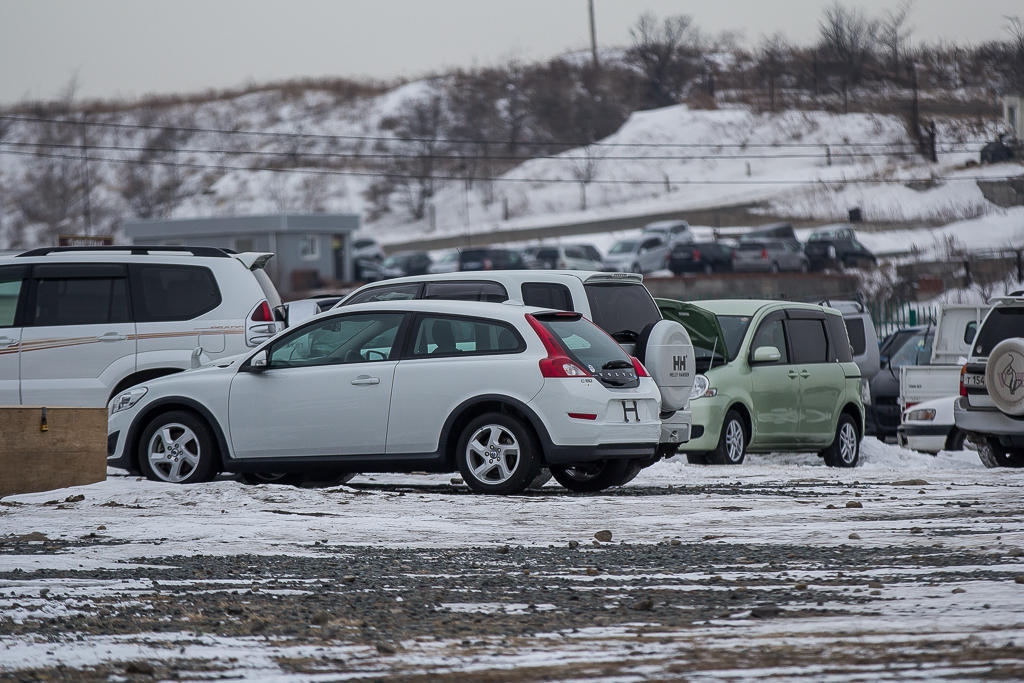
[1,0,1021,104]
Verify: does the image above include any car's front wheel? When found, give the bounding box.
[139,410,218,484]
[550,459,634,492]
[456,413,540,494]
[821,413,860,467]
[707,410,747,464]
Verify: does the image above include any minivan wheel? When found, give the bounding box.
[977,439,1024,468]
[821,414,860,468]
[550,459,633,492]
[456,413,540,494]
[139,411,218,484]
[706,411,746,465]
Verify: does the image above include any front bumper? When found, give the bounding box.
[677,396,727,452]
[106,408,134,470]
[954,397,1024,437]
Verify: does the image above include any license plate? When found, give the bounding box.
[963,374,986,388]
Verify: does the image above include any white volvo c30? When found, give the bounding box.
[107,299,663,494]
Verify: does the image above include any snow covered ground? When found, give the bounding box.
[2,439,1023,681]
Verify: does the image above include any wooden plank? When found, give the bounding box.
[0,407,107,497]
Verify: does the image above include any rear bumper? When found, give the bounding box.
[660,408,692,444]
[544,442,659,464]
[954,397,1024,437]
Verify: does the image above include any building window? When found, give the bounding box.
[1009,106,1018,133]
[234,237,256,253]
[300,235,319,260]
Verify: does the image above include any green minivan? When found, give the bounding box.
[658,299,864,467]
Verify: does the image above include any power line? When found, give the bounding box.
[0,113,991,150]
[1,146,1016,187]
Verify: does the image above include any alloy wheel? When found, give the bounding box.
[725,419,745,462]
[839,421,858,464]
[465,424,521,485]
[147,423,201,483]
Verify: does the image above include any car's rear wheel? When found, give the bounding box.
[139,411,218,484]
[977,439,1024,468]
[944,428,967,452]
[706,410,746,465]
[456,413,540,494]
[821,414,860,467]
[550,459,633,492]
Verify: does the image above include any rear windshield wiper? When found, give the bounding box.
[610,329,639,342]
[602,360,634,370]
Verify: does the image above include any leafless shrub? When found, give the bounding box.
[628,13,695,109]
[569,145,603,210]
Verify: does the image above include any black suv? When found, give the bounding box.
[804,225,877,270]
[669,242,733,274]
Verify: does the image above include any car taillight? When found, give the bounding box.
[631,356,649,377]
[484,258,493,270]
[960,364,967,397]
[693,249,701,261]
[251,301,273,322]
[525,314,591,378]
[761,249,769,260]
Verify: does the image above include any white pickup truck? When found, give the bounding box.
[899,305,989,410]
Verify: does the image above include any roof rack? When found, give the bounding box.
[16,245,232,258]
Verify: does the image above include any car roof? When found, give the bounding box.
[326,298,557,323]
[346,270,641,288]
[691,299,839,317]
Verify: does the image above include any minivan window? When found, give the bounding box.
[788,319,829,364]
[716,315,753,360]
[827,314,855,362]
[522,283,573,311]
[131,265,221,322]
[423,281,507,303]
[32,277,131,327]
[843,317,867,356]
[583,283,661,341]
[974,307,1024,356]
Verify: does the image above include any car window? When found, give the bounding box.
[737,242,765,252]
[891,331,934,368]
[787,318,829,364]
[564,247,586,260]
[975,308,1024,356]
[716,315,754,361]
[536,315,632,373]
[537,249,559,261]
[352,239,376,249]
[609,241,637,254]
[0,266,26,327]
[641,239,661,250]
[345,283,421,305]
[130,265,221,322]
[843,317,867,356]
[964,321,977,345]
[750,318,789,363]
[522,283,573,311]
[584,283,661,341]
[32,276,131,327]
[411,316,523,356]
[269,313,404,368]
[423,281,508,303]
[827,314,855,362]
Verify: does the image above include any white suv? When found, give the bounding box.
[0,246,282,408]
[329,271,695,478]
[106,299,664,494]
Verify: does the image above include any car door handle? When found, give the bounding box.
[0,337,17,348]
[799,370,811,378]
[351,376,380,386]
[96,332,127,342]
[788,370,799,379]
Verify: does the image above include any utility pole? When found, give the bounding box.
[588,0,599,70]
[79,112,92,236]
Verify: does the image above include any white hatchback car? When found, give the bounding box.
[107,299,664,494]
[0,246,282,408]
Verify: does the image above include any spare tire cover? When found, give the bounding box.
[638,319,695,412]
[985,338,1024,416]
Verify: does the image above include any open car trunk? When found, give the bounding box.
[656,299,728,374]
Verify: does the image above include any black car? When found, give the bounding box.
[866,326,931,438]
[381,251,433,278]
[804,225,877,270]
[458,248,525,271]
[669,241,733,274]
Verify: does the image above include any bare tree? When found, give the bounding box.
[392,91,450,220]
[117,114,194,219]
[818,2,880,87]
[569,145,602,211]
[879,1,914,84]
[628,13,694,109]
[757,33,789,110]
[1006,15,1024,92]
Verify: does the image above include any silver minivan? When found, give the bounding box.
[604,237,671,274]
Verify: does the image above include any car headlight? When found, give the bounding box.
[906,408,936,422]
[689,374,717,400]
[860,378,871,405]
[110,387,148,416]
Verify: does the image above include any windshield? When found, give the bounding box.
[717,315,753,361]
[382,254,406,268]
[889,331,934,368]
[584,283,661,342]
[609,241,637,255]
[736,242,766,252]
[975,307,1024,357]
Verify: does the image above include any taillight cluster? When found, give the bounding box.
[525,314,590,378]
[761,249,769,260]
[693,249,701,261]
[960,364,967,397]
[250,301,273,322]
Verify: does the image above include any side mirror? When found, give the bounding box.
[751,346,781,364]
[243,349,269,373]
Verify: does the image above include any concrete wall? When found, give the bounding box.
[643,273,861,302]
[0,407,106,497]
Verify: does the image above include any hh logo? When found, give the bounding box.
[673,355,686,372]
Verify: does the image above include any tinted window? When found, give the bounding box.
[411,316,522,356]
[609,241,637,254]
[584,283,661,340]
[564,247,586,260]
[975,308,1024,356]
[827,314,855,362]
[891,331,934,368]
[717,315,754,361]
[346,283,421,305]
[737,242,766,252]
[522,283,573,311]
[750,318,788,363]
[537,249,559,261]
[539,317,632,371]
[964,321,977,345]
[787,318,829,364]
[32,277,130,326]
[843,317,867,356]
[641,239,661,250]
[0,266,25,328]
[352,239,376,249]
[132,265,220,322]
[423,281,507,303]
[269,313,404,368]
